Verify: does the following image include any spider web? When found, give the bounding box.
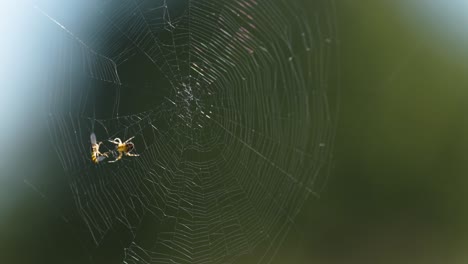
[34,0,339,263]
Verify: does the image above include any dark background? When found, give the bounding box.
[274,1,468,263]
[2,1,468,263]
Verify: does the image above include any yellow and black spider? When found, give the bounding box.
[108,136,139,163]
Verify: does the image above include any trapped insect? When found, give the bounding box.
[108,136,139,163]
[90,133,108,164]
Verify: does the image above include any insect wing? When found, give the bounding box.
[96,155,107,163]
[90,133,97,145]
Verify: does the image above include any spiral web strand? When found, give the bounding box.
[37,0,338,263]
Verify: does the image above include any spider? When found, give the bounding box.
[108,136,139,163]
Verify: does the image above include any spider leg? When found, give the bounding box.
[108,139,119,145]
[124,136,135,143]
[125,152,139,157]
[108,151,123,163]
